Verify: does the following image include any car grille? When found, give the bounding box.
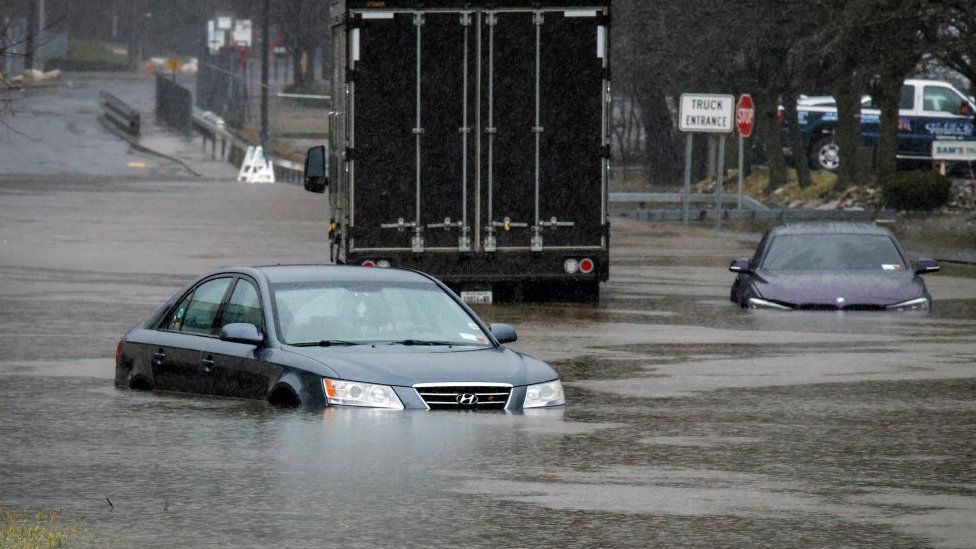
[414,384,512,410]
[797,304,885,311]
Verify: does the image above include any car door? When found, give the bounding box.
[913,84,975,158]
[209,277,279,400]
[152,276,233,395]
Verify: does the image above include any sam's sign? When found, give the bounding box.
[932,140,976,161]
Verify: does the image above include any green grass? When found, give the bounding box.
[44,39,128,72]
[0,507,77,548]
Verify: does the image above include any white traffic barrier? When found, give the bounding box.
[237,146,275,184]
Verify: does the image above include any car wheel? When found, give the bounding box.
[809,136,840,171]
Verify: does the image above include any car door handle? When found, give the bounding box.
[153,350,166,361]
[201,357,214,372]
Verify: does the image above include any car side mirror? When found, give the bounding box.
[916,258,940,274]
[729,258,751,273]
[489,323,517,344]
[303,145,328,193]
[219,323,264,345]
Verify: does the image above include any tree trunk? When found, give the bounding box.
[875,72,901,181]
[833,79,863,190]
[634,84,680,184]
[292,49,305,85]
[784,93,813,188]
[758,91,787,194]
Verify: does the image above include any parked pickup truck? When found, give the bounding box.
[788,79,976,171]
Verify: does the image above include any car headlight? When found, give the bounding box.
[747,297,792,310]
[886,297,930,311]
[523,380,566,408]
[323,379,404,409]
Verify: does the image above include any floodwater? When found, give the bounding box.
[2,77,976,547]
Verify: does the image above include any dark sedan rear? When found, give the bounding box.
[115,266,565,410]
[729,222,939,311]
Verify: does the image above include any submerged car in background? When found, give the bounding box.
[729,223,939,311]
[115,266,565,410]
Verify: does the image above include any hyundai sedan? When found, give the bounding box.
[729,222,939,311]
[115,266,565,410]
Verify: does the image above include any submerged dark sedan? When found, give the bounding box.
[115,266,565,410]
[729,222,940,311]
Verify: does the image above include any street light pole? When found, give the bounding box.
[260,0,270,147]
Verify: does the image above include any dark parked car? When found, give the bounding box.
[115,266,565,410]
[729,223,939,311]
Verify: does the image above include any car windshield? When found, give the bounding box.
[762,234,906,271]
[272,281,491,346]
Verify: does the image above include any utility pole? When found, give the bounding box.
[260,0,270,147]
[25,0,38,69]
[127,1,137,70]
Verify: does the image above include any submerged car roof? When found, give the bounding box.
[246,265,436,285]
[769,222,893,237]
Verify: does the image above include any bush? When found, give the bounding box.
[44,39,128,72]
[880,170,952,211]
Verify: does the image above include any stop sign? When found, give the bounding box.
[736,94,755,138]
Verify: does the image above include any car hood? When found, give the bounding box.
[754,270,924,307]
[289,345,557,387]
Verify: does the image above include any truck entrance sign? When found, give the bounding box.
[736,94,755,138]
[679,93,735,133]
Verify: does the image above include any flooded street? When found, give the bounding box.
[1,172,975,546]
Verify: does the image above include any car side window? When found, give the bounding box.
[899,85,914,110]
[165,293,194,332]
[221,279,264,332]
[180,278,232,335]
[922,86,964,114]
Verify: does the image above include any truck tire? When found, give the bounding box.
[809,136,840,172]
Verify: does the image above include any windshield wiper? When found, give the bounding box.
[381,339,464,346]
[291,339,363,347]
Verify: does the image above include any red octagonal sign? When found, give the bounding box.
[736,94,755,138]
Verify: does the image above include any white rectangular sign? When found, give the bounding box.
[679,93,735,133]
[932,140,976,161]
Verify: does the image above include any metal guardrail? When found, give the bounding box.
[609,192,771,212]
[155,76,193,135]
[99,91,140,137]
[191,108,304,185]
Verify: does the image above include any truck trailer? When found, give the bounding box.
[302,0,612,302]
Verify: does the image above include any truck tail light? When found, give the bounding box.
[563,258,579,274]
[376,260,391,268]
[579,258,594,274]
[116,340,123,365]
[361,260,376,267]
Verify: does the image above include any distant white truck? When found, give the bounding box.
[784,79,976,171]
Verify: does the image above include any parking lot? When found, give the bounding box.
[2,77,976,547]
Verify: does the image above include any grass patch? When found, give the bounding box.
[739,166,838,203]
[44,39,128,72]
[1,507,78,548]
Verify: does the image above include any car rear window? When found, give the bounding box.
[762,234,906,271]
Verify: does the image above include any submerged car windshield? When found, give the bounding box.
[272,281,491,346]
[762,234,906,271]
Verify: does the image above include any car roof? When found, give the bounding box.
[219,265,437,285]
[768,222,894,237]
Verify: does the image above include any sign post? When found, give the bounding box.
[735,94,755,210]
[678,93,734,227]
